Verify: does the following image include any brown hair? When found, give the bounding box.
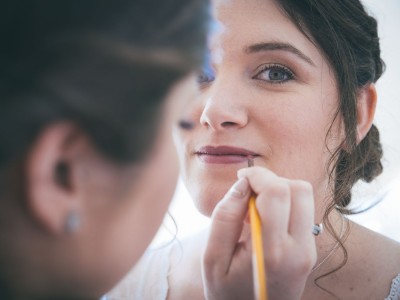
[0,0,209,169]
[276,0,384,295]
[0,0,210,297]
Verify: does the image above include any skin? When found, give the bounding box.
[0,74,198,299]
[176,0,342,221]
[170,0,400,299]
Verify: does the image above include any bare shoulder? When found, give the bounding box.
[340,221,400,299]
[167,229,209,300]
[351,221,400,267]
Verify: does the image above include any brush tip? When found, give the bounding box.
[247,156,254,167]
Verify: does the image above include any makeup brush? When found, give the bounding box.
[248,157,268,300]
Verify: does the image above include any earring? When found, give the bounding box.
[65,211,81,234]
[312,223,323,236]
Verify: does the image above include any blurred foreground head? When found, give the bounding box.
[0,0,209,298]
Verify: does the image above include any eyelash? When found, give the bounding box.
[253,63,295,84]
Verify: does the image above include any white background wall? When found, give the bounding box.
[153,0,400,246]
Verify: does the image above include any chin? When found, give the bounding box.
[191,184,232,217]
[194,199,215,217]
[185,167,239,216]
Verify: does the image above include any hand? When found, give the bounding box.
[202,166,317,300]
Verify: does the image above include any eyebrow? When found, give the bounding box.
[245,42,316,67]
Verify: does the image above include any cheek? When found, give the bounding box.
[188,168,237,217]
[173,128,187,174]
[255,102,334,178]
[173,100,207,186]
[174,128,238,217]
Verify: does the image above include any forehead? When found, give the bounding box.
[210,0,323,64]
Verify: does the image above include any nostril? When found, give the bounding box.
[221,121,237,127]
[200,103,247,130]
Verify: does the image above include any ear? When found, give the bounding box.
[25,122,82,235]
[356,83,377,144]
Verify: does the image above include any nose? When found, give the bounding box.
[200,88,248,131]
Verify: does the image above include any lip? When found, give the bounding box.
[195,145,259,164]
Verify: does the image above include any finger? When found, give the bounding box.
[203,177,251,275]
[287,180,317,274]
[238,167,291,244]
[288,180,315,242]
[237,166,278,195]
[255,179,291,252]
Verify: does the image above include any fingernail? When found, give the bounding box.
[237,169,246,179]
[229,177,249,198]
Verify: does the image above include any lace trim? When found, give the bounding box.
[385,273,400,300]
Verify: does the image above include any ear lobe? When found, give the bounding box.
[356,83,377,144]
[25,123,81,235]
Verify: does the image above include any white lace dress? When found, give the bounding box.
[106,242,400,300]
[387,276,400,300]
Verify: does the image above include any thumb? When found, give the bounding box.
[203,177,250,275]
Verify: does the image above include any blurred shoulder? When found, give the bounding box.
[107,242,175,300]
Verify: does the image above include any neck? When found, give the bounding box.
[311,211,348,276]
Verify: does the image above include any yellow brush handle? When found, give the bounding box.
[249,194,268,300]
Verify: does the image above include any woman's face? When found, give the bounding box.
[174,0,343,217]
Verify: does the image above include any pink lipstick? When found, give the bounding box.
[195,146,259,164]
